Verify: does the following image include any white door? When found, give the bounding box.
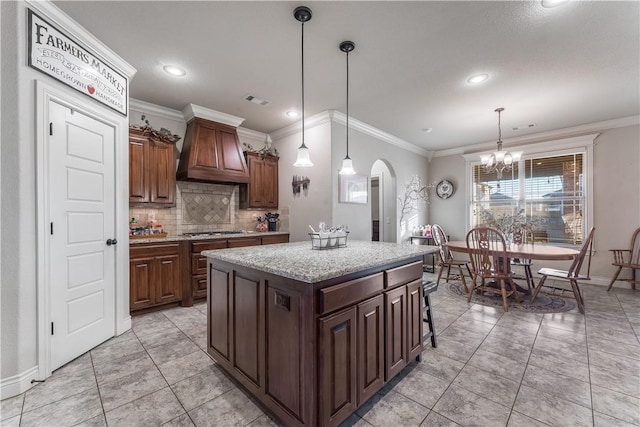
[48,101,116,370]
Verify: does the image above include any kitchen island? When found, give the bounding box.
[204,241,437,427]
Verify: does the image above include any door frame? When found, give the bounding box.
[370,174,384,242]
[35,80,131,379]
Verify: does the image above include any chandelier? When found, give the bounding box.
[480,107,522,179]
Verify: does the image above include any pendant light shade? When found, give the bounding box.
[293,6,313,168]
[339,41,356,175]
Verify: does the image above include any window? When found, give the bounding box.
[470,152,586,245]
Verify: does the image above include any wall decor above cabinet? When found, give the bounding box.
[129,127,177,207]
[177,117,250,184]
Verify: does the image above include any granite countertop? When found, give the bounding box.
[203,240,437,283]
[129,231,289,245]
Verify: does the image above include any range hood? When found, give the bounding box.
[176,105,249,184]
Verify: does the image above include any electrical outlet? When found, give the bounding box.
[148,212,156,221]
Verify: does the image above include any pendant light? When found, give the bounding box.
[293,6,313,168]
[338,41,356,175]
[480,107,523,180]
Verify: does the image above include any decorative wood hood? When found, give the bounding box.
[176,104,249,184]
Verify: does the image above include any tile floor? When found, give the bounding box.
[2,274,639,427]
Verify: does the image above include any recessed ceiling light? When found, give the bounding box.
[286,111,300,118]
[421,128,433,133]
[163,65,186,76]
[467,73,489,84]
[541,0,569,8]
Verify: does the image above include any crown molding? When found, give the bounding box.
[435,115,640,158]
[237,127,270,144]
[182,104,245,127]
[129,98,184,122]
[461,133,599,162]
[268,110,333,141]
[25,0,136,79]
[329,110,431,158]
[270,109,431,158]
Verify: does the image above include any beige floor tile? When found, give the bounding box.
[357,390,430,427]
[432,385,511,427]
[105,387,185,427]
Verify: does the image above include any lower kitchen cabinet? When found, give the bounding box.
[130,242,183,312]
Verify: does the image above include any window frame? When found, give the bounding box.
[463,134,597,247]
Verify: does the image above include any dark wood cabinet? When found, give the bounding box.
[356,295,384,406]
[129,128,176,207]
[184,234,289,306]
[240,152,279,209]
[177,118,249,184]
[406,279,424,361]
[384,285,407,380]
[261,234,290,245]
[130,242,183,312]
[319,307,357,427]
[207,255,425,427]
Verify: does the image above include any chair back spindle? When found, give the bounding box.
[566,227,596,279]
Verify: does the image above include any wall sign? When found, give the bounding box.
[28,9,128,116]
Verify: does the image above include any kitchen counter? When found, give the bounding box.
[205,240,436,426]
[203,240,436,283]
[129,231,289,244]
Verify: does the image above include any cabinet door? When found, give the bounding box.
[319,307,357,427]
[228,237,261,248]
[149,139,176,205]
[357,295,384,406]
[262,158,278,208]
[384,286,407,380]
[130,256,154,310]
[248,156,266,207]
[406,279,424,361]
[155,254,182,304]
[129,135,149,203]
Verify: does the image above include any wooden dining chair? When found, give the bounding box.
[465,227,516,311]
[510,227,534,291]
[531,227,595,314]
[607,226,640,291]
[432,224,472,293]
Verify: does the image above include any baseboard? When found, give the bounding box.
[1,365,38,400]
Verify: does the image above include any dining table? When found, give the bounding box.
[444,240,580,295]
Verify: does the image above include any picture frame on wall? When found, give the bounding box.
[339,174,368,205]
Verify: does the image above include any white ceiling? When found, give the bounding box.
[53,1,639,152]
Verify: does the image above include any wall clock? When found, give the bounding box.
[436,179,455,199]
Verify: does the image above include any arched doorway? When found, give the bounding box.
[371,159,397,243]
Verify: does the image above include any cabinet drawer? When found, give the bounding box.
[228,236,261,248]
[319,273,384,315]
[130,242,181,258]
[261,234,289,245]
[384,261,423,289]
[192,274,208,299]
[191,240,227,275]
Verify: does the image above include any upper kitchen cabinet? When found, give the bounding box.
[240,152,279,209]
[129,128,176,207]
[177,118,249,184]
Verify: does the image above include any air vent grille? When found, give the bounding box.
[243,95,271,106]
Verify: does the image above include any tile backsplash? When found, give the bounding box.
[129,182,288,236]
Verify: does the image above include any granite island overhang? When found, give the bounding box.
[203,241,438,427]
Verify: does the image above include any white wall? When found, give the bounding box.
[1,1,134,398]
[331,121,429,243]
[273,119,333,242]
[428,123,640,284]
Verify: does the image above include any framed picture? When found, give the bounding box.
[339,174,368,205]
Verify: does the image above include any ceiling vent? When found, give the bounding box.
[512,123,537,131]
[243,94,271,106]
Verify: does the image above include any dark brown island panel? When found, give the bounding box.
[204,241,437,427]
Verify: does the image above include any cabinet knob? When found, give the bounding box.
[106,238,118,246]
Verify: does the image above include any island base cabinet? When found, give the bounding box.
[407,279,424,361]
[319,308,357,427]
[356,295,384,406]
[384,286,407,380]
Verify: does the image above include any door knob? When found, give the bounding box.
[106,238,118,246]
